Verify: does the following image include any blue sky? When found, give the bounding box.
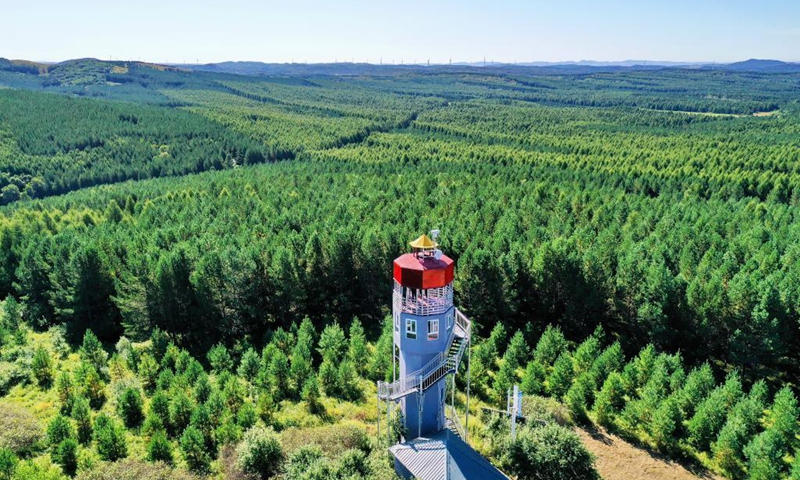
[2,0,798,64]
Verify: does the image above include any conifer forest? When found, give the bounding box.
[0,58,799,479]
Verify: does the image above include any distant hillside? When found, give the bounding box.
[710,58,800,73]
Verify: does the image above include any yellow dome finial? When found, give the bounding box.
[409,234,436,250]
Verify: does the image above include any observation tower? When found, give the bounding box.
[378,231,506,479]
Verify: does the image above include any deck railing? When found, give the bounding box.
[393,281,453,316]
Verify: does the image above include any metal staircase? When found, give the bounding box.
[378,309,471,401]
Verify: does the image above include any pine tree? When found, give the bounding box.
[147,431,173,465]
[504,331,529,370]
[237,348,260,379]
[31,345,53,387]
[521,361,546,396]
[650,396,682,452]
[118,387,144,428]
[47,414,75,449]
[675,362,715,418]
[744,429,786,480]
[53,438,78,476]
[712,380,768,477]
[546,352,574,400]
[168,390,194,437]
[348,318,369,374]
[318,323,347,362]
[593,372,625,428]
[587,342,624,390]
[768,385,799,448]
[94,414,127,461]
[71,396,93,445]
[533,325,567,367]
[688,373,743,452]
[79,330,108,375]
[180,426,211,473]
[207,343,233,373]
[565,373,593,422]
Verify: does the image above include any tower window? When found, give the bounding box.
[428,319,439,340]
[406,319,417,339]
[447,313,453,329]
[394,313,399,332]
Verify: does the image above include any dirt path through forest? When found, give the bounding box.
[576,427,724,480]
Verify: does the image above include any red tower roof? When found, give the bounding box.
[393,253,455,290]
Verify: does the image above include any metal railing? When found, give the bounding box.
[393,281,453,316]
[378,309,471,400]
[446,405,466,438]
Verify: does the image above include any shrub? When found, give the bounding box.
[146,431,173,465]
[180,426,211,474]
[118,387,144,428]
[0,362,26,396]
[75,458,201,480]
[521,395,572,427]
[0,401,44,453]
[280,422,369,458]
[236,426,283,479]
[502,423,599,480]
[335,448,369,478]
[285,445,324,479]
[11,457,67,480]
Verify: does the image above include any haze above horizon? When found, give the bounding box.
[3,0,799,64]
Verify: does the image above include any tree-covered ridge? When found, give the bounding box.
[0,90,286,201]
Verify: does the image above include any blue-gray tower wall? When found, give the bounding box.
[394,306,455,437]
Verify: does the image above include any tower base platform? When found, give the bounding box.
[389,429,508,480]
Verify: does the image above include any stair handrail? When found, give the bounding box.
[378,309,471,400]
[447,405,466,438]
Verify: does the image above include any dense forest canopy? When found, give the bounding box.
[0,58,799,479]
